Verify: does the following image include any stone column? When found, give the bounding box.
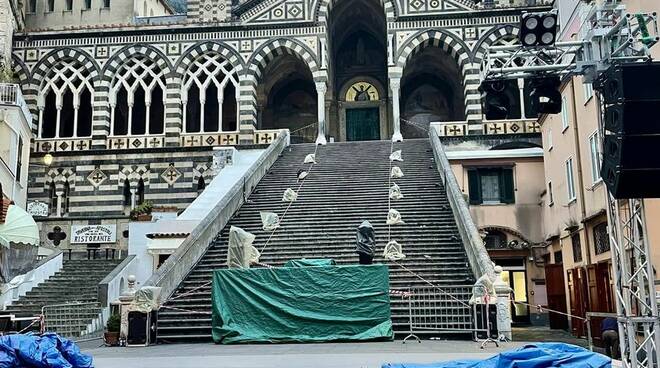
[389,77,403,142]
[315,81,327,145]
[493,265,513,340]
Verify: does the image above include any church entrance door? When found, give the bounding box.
[346,107,379,141]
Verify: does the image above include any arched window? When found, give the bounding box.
[122,179,131,206]
[181,52,239,134]
[197,176,206,195]
[62,182,70,215]
[136,179,145,206]
[484,230,507,249]
[38,59,94,139]
[48,183,57,216]
[110,55,166,137]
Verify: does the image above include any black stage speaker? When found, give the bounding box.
[595,62,660,199]
[596,62,660,104]
[127,311,158,346]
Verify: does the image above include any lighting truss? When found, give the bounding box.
[479,2,660,367]
[480,4,659,82]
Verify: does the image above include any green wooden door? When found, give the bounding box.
[346,108,379,141]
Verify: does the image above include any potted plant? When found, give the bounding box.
[104,313,121,346]
[130,201,153,221]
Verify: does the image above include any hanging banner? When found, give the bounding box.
[27,201,49,217]
[70,225,117,244]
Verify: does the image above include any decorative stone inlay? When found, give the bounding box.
[87,168,108,188]
[161,164,182,185]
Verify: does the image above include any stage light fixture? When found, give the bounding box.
[480,80,510,120]
[527,76,562,114]
[520,11,558,47]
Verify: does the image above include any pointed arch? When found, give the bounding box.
[247,38,321,82]
[174,41,244,75]
[472,25,520,64]
[313,0,398,25]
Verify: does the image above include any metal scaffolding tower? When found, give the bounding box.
[480,2,660,367]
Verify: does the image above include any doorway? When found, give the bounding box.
[346,107,380,141]
[501,269,530,324]
[545,263,569,330]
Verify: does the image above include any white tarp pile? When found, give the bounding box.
[298,171,309,180]
[260,212,280,231]
[383,240,406,260]
[304,154,316,164]
[389,183,404,200]
[386,209,404,225]
[227,226,260,268]
[131,286,162,313]
[391,166,404,178]
[389,150,403,162]
[469,274,497,305]
[282,188,298,202]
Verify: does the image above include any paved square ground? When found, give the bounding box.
[86,340,526,368]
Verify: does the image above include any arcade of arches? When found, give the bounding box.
[257,0,466,143]
[36,0,468,144]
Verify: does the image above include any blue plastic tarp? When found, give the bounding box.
[0,333,93,368]
[382,343,611,368]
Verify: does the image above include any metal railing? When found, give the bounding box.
[143,130,290,300]
[403,285,492,343]
[0,83,31,121]
[41,302,102,340]
[428,128,495,281]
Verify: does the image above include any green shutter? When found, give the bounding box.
[467,169,482,205]
[500,168,515,204]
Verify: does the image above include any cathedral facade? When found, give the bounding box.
[13,0,548,250]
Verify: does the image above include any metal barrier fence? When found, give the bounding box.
[403,285,493,344]
[41,302,101,339]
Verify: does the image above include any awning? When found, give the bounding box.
[0,205,39,248]
[147,237,185,255]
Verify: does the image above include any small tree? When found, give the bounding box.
[106,313,121,333]
[0,63,15,83]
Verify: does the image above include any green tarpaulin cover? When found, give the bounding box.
[283,258,336,268]
[212,264,393,344]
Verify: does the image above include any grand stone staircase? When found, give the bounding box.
[157,139,476,343]
[3,259,120,335]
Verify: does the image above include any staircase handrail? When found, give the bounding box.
[97,255,137,307]
[144,130,290,300]
[428,130,495,281]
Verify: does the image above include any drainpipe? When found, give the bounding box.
[569,78,593,268]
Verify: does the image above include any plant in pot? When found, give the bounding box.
[130,201,153,221]
[104,313,121,346]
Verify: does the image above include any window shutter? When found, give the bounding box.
[500,168,515,204]
[467,170,482,205]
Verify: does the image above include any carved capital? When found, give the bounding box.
[315,81,327,94]
[389,78,401,91]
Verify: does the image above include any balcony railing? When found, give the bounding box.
[0,83,32,122]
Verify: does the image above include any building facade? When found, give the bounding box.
[539,0,660,340]
[11,0,552,252]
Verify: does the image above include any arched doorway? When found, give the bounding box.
[328,0,387,141]
[257,53,317,143]
[400,47,465,138]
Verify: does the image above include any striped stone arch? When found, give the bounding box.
[395,29,484,127]
[102,43,173,78]
[472,25,520,64]
[240,38,323,137]
[174,41,244,75]
[28,48,101,136]
[247,38,320,82]
[99,44,176,148]
[312,0,398,25]
[12,54,35,131]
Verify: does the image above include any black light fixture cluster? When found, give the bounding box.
[527,75,562,115]
[520,11,558,47]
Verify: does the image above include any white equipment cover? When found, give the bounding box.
[298,171,309,180]
[304,154,316,164]
[383,240,406,260]
[282,188,298,202]
[386,209,404,225]
[391,166,404,178]
[389,150,403,162]
[131,286,162,313]
[469,274,497,305]
[389,183,404,200]
[260,212,280,231]
[227,226,258,269]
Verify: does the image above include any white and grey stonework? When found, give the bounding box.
[15,0,549,250]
